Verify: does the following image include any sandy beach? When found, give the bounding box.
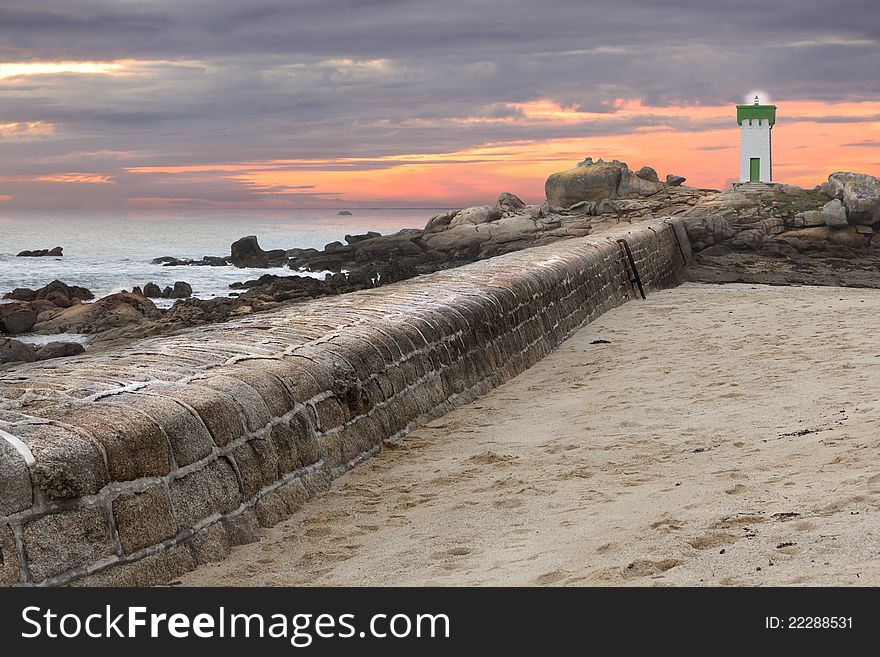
[180,282,880,586]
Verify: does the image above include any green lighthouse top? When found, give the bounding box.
[736,94,776,126]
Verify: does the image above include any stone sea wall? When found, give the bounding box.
[0,218,690,586]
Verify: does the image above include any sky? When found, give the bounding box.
[1,0,879,215]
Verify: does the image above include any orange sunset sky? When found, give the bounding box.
[1,1,879,214]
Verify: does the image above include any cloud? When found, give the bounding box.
[0,0,878,211]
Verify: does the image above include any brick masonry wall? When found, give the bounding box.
[0,218,691,586]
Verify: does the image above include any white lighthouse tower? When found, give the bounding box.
[737,95,776,183]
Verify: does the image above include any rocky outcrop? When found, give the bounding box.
[4,280,94,308]
[143,282,192,299]
[820,199,848,227]
[497,191,525,211]
[16,247,63,257]
[0,305,38,334]
[0,338,84,366]
[230,235,288,268]
[822,172,880,225]
[33,292,161,336]
[151,255,230,267]
[544,158,672,207]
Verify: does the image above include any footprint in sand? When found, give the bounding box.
[725,484,747,495]
[621,559,683,580]
[533,569,567,585]
[688,533,738,550]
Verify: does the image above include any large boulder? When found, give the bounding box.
[634,166,660,182]
[0,338,38,364]
[230,235,287,268]
[449,205,503,228]
[820,199,848,227]
[545,161,624,207]
[666,174,686,186]
[822,172,880,225]
[34,341,85,360]
[169,281,193,299]
[143,282,162,298]
[497,192,526,211]
[0,304,38,334]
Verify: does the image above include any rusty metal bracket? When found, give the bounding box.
[616,238,646,300]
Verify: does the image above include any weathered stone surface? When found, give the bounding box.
[255,491,289,527]
[112,485,177,554]
[71,545,194,586]
[449,205,503,227]
[634,166,660,182]
[222,508,261,546]
[820,198,849,227]
[0,338,38,364]
[777,226,871,252]
[802,210,824,227]
[497,191,525,211]
[36,402,171,482]
[187,522,231,565]
[18,423,108,500]
[194,375,272,433]
[23,507,115,581]
[0,306,38,334]
[823,172,880,225]
[232,437,281,499]
[160,382,245,447]
[0,437,32,515]
[0,524,21,586]
[545,162,623,207]
[169,458,241,530]
[107,393,213,467]
[666,174,686,186]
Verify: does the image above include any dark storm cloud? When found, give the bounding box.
[0,0,878,209]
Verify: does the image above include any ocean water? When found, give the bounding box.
[0,209,438,305]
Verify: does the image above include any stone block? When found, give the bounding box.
[112,485,177,555]
[0,436,33,515]
[222,508,261,546]
[107,393,214,467]
[36,402,172,482]
[187,522,231,565]
[193,375,271,433]
[223,365,296,418]
[23,507,115,582]
[160,382,245,447]
[71,545,194,586]
[0,524,21,586]
[255,491,290,528]
[19,435,110,509]
[231,437,280,499]
[169,458,241,530]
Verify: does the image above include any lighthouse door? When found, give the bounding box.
[749,158,760,182]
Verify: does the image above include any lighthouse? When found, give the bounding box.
[737,95,776,183]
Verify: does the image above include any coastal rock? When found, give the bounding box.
[151,256,230,267]
[337,210,352,215]
[634,166,660,182]
[666,174,686,186]
[34,342,85,360]
[16,247,63,257]
[820,199,849,227]
[424,210,459,231]
[823,172,880,225]
[0,304,38,334]
[802,210,824,227]
[143,283,162,298]
[449,205,503,227]
[616,170,664,197]
[170,282,193,299]
[0,338,38,364]
[545,161,624,207]
[3,280,94,308]
[497,192,526,211]
[344,232,381,244]
[33,292,161,335]
[777,225,871,252]
[230,235,286,268]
